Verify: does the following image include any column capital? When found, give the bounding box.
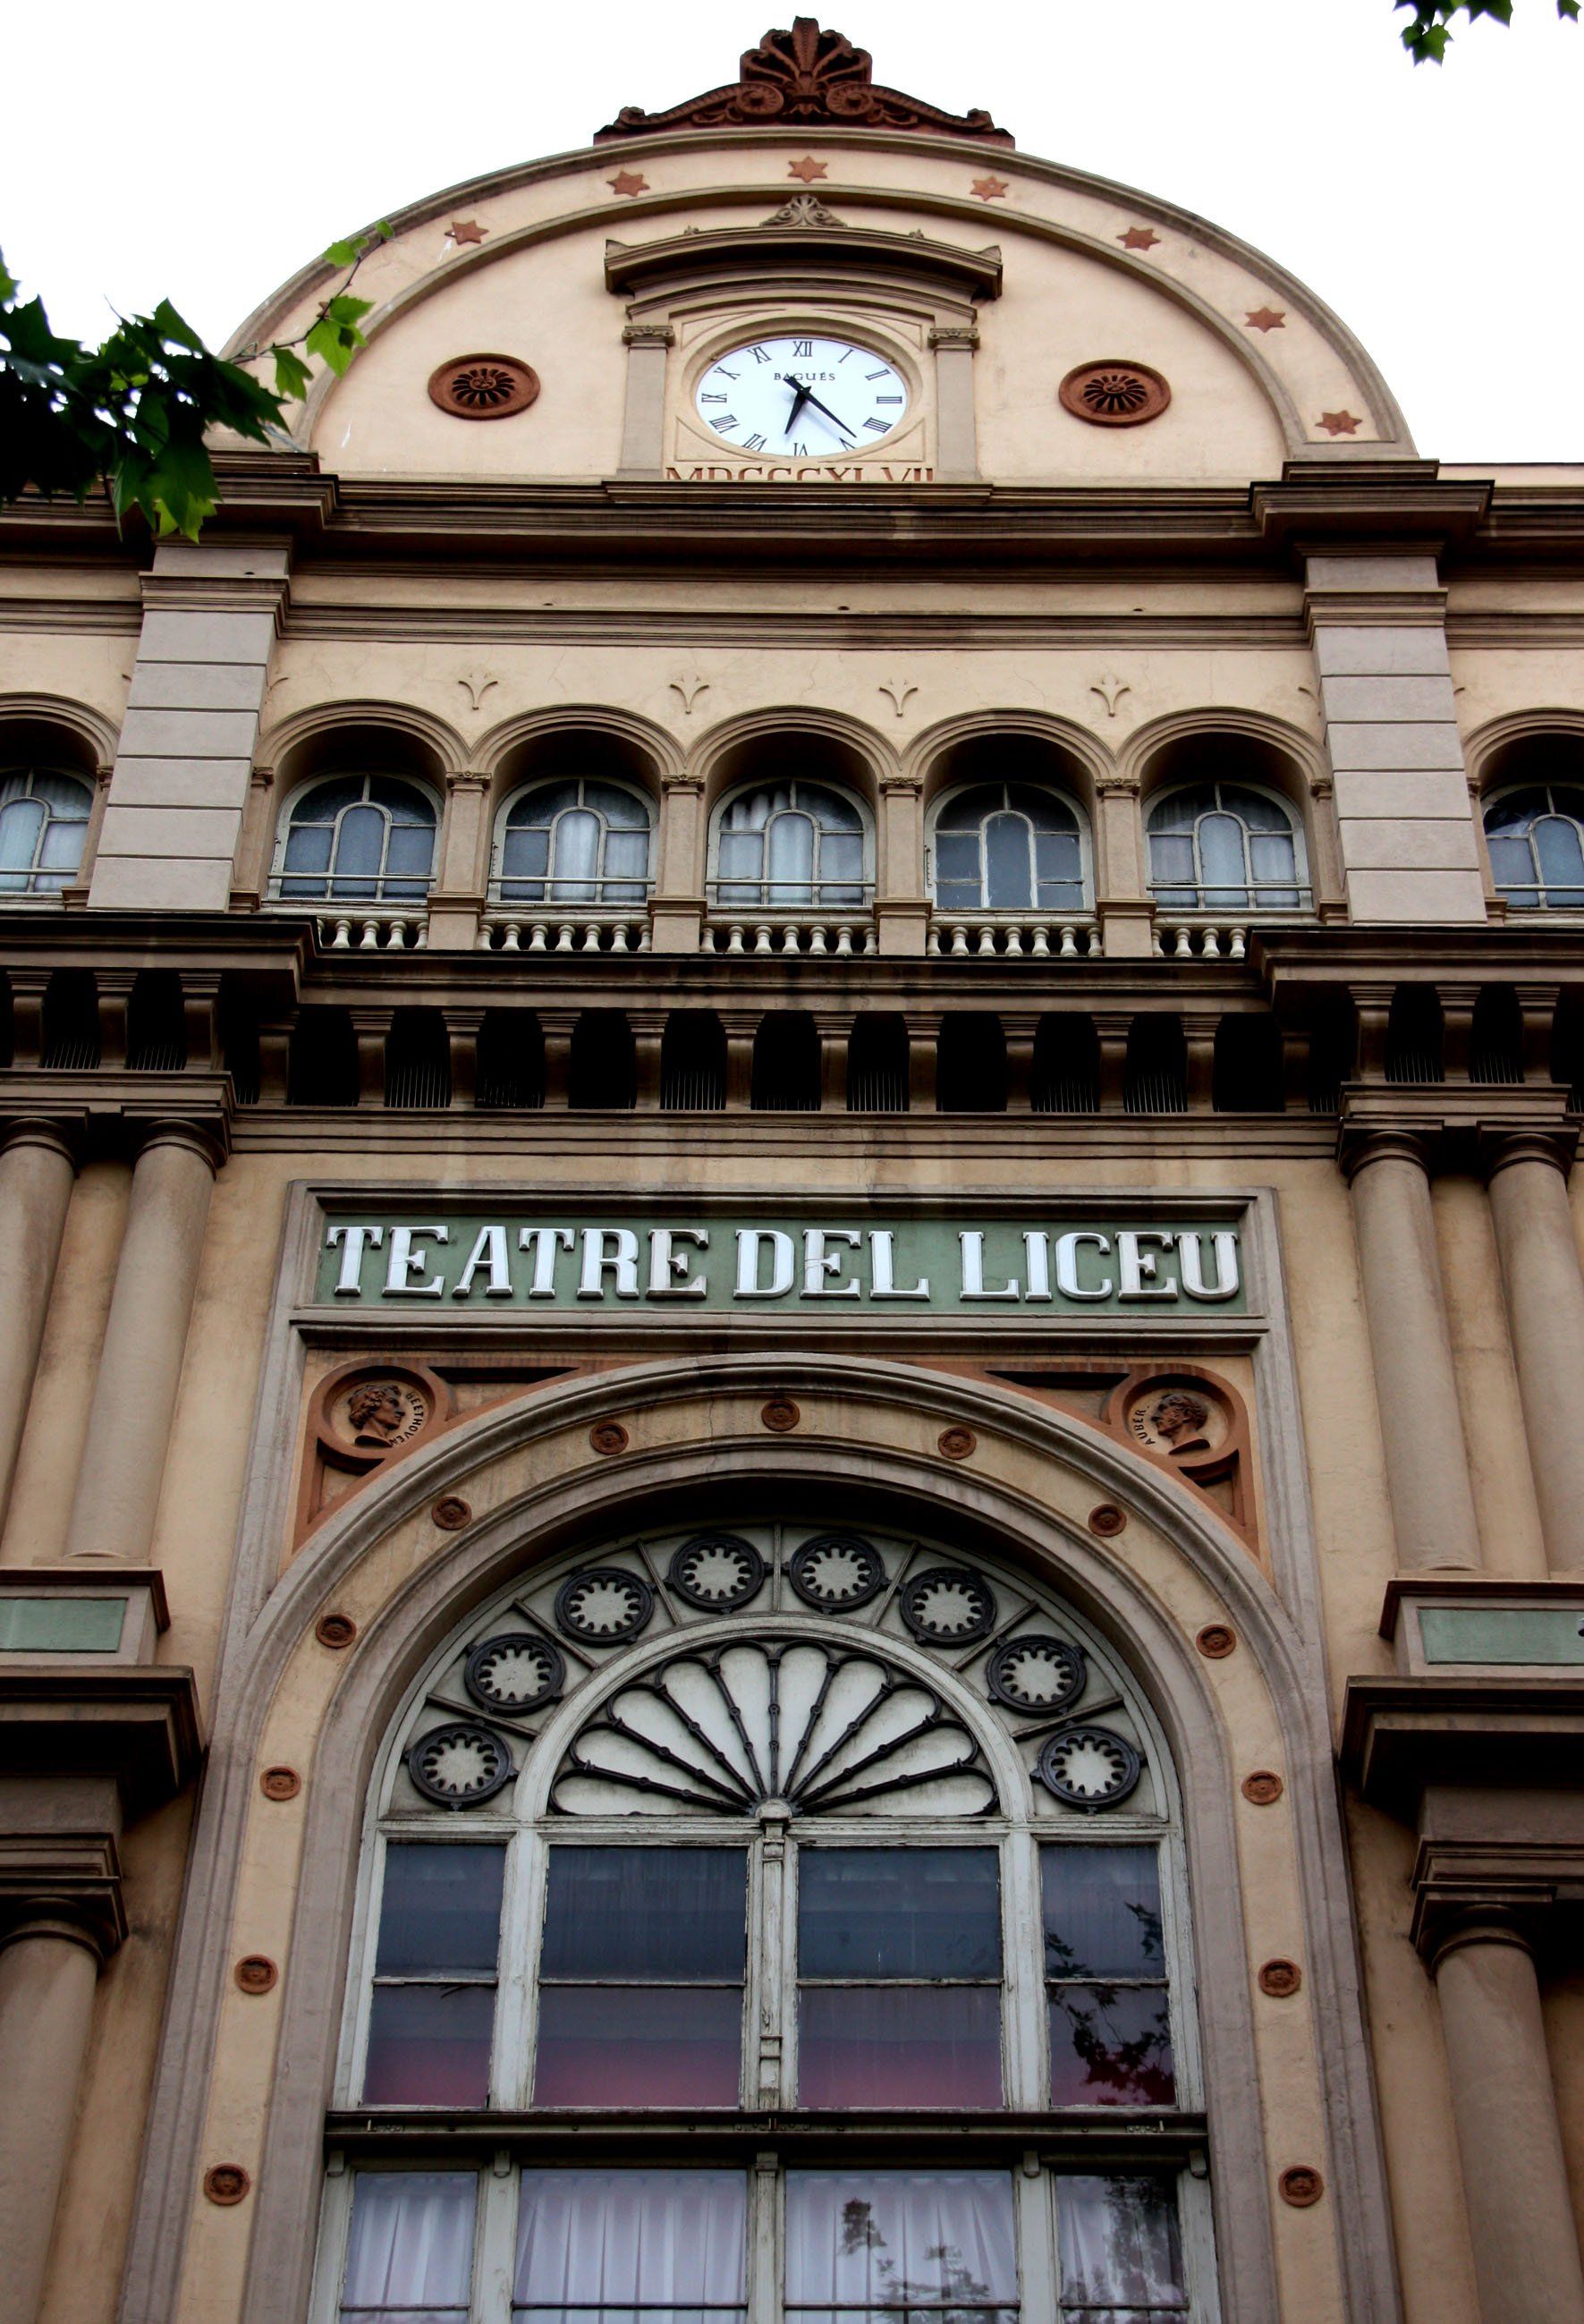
[1421,1904,1537,1977]
[133,1117,225,1174]
[1481,1125,1578,1183]
[0,1117,80,1168]
[1338,1123,1432,1183]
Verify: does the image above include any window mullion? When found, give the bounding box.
[307,2157,354,2324]
[1016,2159,1058,2324]
[750,1820,786,2107]
[1003,1828,1044,2112]
[495,1828,543,2109]
[477,2151,517,2324]
[748,2151,782,2324]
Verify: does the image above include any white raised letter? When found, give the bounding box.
[960,1230,1020,1302]
[736,1228,795,1299]
[518,1226,574,1299]
[385,1223,449,1297]
[869,1229,929,1301]
[1180,1230,1241,1302]
[1117,1230,1178,1301]
[1054,1232,1114,1302]
[803,1226,862,1298]
[648,1226,709,1298]
[326,1221,382,1296]
[580,1227,640,1300]
[1023,1231,1052,1302]
[454,1223,512,1299]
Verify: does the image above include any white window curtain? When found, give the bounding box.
[514,2169,748,2322]
[784,2172,1018,2322]
[341,2171,475,2321]
[1055,2176,1186,2318]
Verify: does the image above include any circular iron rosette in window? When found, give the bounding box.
[428,352,540,420]
[463,1631,565,1714]
[785,1531,887,1613]
[406,1722,515,1808]
[554,1565,655,1645]
[987,1633,1088,1716]
[1036,1724,1142,1812]
[666,1532,768,1613]
[1057,360,1171,428]
[898,1565,998,1645]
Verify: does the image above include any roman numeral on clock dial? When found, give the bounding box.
[693,335,910,455]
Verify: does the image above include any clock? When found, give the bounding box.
[694,335,910,454]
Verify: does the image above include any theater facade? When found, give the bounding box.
[6,21,1584,2324]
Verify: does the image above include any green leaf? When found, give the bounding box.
[321,238,360,270]
[322,293,374,327]
[271,344,313,400]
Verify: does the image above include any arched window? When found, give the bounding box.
[314,1516,1214,2324]
[0,768,92,894]
[1146,784,1305,913]
[714,781,868,910]
[494,780,653,907]
[271,774,437,904]
[929,784,1087,914]
[1483,785,1584,910]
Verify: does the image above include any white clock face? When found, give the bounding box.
[694,336,910,454]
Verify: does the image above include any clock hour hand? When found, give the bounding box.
[785,380,813,433]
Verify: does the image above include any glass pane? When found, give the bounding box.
[937,786,999,835]
[935,833,981,892]
[800,1848,1001,1977]
[767,812,815,902]
[370,777,435,827]
[1147,835,1194,896]
[819,831,865,892]
[303,776,365,821]
[38,814,88,874]
[605,828,650,886]
[513,783,580,829]
[541,1848,746,1980]
[1535,814,1584,900]
[284,821,335,876]
[806,785,862,832]
[1226,786,1290,834]
[551,808,601,899]
[1048,1988,1173,2108]
[785,2171,1017,2316]
[535,1985,741,2107]
[1033,830,1083,897]
[1041,1846,1165,1980]
[1055,2177,1185,2316]
[335,802,386,881]
[1145,789,1210,835]
[0,796,45,874]
[983,814,1033,912]
[30,769,91,816]
[377,1845,505,1975]
[385,824,436,889]
[363,1984,496,2106]
[717,828,763,895]
[1197,811,1248,905]
[799,1986,1001,2108]
[514,2169,746,2321]
[1486,834,1537,903]
[588,783,649,828]
[342,2172,475,2321]
[504,827,552,882]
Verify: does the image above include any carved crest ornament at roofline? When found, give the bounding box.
[595,17,1013,145]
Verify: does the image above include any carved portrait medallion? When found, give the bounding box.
[326,1375,431,1455]
[1123,1377,1229,1462]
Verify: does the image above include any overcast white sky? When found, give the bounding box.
[5,0,1580,462]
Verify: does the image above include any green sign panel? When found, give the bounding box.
[315,1213,1246,1317]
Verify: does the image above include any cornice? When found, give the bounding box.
[1343,1673,1584,1824]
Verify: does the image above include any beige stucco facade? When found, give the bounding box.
[4,22,1584,2324]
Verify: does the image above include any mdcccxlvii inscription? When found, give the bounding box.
[317,1215,1244,1315]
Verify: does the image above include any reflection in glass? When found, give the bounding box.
[1484,784,1584,909]
[513,2168,746,2324]
[1055,2176,1186,2320]
[535,1847,747,2106]
[799,1987,1003,2109]
[785,2170,1017,2324]
[1042,1846,1173,2108]
[341,2170,476,2322]
[363,1845,505,2105]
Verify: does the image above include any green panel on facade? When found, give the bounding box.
[1419,1607,1584,1667]
[0,1595,126,1652]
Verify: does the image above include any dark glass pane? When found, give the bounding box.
[1055,2176,1185,2314]
[1008,784,1078,835]
[1535,814,1584,898]
[767,812,816,900]
[785,2171,1017,2312]
[335,802,386,881]
[377,1845,505,1975]
[386,822,436,880]
[342,2171,475,2321]
[1048,1989,1173,2108]
[283,821,335,875]
[514,2168,746,2320]
[303,776,365,821]
[589,783,649,828]
[983,814,1033,911]
[1228,786,1290,834]
[504,828,552,881]
[540,1847,747,1980]
[534,1984,741,2106]
[370,776,435,826]
[0,796,44,874]
[1148,835,1194,889]
[798,1987,1002,2108]
[1484,788,1546,837]
[1487,834,1537,902]
[1041,1846,1165,1980]
[513,782,580,829]
[935,833,981,891]
[363,1984,496,2105]
[806,784,863,832]
[1145,789,1212,835]
[1033,830,1085,909]
[799,1848,1001,1977]
[937,785,1000,834]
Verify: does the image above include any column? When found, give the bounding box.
[61,1127,217,1566]
[875,776,927,958]
[0,1125,76,1543]
[1344,1131,1482,1570]
[650,774,705,954]
[617,322,674,475]
[928,325,978,479]
[0,1917,104,2324]
[1094,776,1154,959]
[1486,1135,1584,1572]
[427,770,491,951]
[1431,1915,1584,2324]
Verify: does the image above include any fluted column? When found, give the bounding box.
[1345,1130,1482,1570]
[0,1917,104,2323]
[61,1126,216,1565]
[1430,1914,1584,2324]
[1486,1136,1584,1572]
[0,1124,76,1543]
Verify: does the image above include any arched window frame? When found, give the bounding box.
[310,1517,1218,2324]
[1481,780,1584,911]
[1144,780,1309,916]
[925,780,1092,917]
[0,764,94,895]
[707,778,874,914]
[489,776,656,909]
[267,770,441,906]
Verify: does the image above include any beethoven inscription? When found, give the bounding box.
[317,1215,1244,1316]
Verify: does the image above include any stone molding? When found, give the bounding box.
[0,1837,126,1957]
[1343,1673,1584,1824]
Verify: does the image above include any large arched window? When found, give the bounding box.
[271,774,437,904]
[928,784,1088,914]
[1483,785,1584,910]
[0,767,93,894]
[1146,784,1306,913]
[493,780,653,906]
[312,1517,1214,2324]
[713,782,868,910]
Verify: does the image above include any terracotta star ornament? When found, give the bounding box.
[607,169,648,198]
[971,174,1010,201]
[788,156,827,182]
[447,219,487,246]
[1118,225,1160,251]
[1245,307,1285,333]
[1317,409,1362,437]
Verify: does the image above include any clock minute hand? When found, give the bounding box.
[800,388,856,442]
